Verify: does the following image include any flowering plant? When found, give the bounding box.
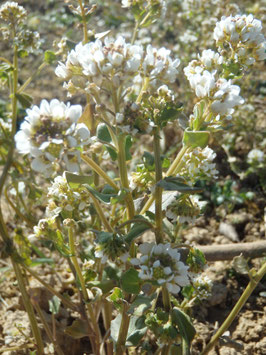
[0,1,265,354]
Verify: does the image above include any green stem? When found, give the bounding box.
[153,126,163,243]
[115,303,130,355]
[117,134,135,219]
[201,261,266,355]
[88,192,114,232]
[67,225,88,301]
[81,153,118,191]
[11,261,44,354]
[78,0,88,44]
[131,19,140,45]
[140,145,190,215]
[162,285,171,312]
[136,77,150,104]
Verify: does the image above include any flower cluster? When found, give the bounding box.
[55,36,180,98]
[15,99,90,177]
[131,242,190,294]
[184,49,244,121]
[129,164,155,191]
[94,233,129,264]
[214,14,266,66]
[0,2,42,52]
[46,174,90,219]
[0,1,26,25]
[165,194,204,224]
[179,146,218,182]
[247,149,264,165]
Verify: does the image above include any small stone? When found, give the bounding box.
[219,222,239,242]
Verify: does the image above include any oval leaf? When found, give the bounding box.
[183,129,210,149]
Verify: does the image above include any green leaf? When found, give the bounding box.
[18,49,29,58]
[86,279,116,294]
[157,103,183,127]
[93,230,114,244]
[183,129,210,149]
[85,185,118,204]
[121,268,141,294]
[48,296,61,315]
[44,50,57,64]
[128,294,155,316]
[15,93,33,109]
[65,171,93,188]
[111,314,147,346]
[171,307,196,353]
[143,151,155,171]
[125,218,151,244]
[30,258,54,267]
[126,316,147,346]
[125,135,132,161]
[65,319,89,339]
[97,123,112,143]
[106,145,117,161]
[107,287,124,311]
[54,229,70,257]
[157,177,202,193]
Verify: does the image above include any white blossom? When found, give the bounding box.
[214,14,266,65]
[247,149,264,164]
[211,79,244,115]
[15,99,90,177]
[131,242,190,294]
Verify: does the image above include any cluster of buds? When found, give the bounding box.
[130,242,190,294]
[214,14,266,66]
[94,232,129,264]
[180,146,218,182]
[121,0,166,20]
[184,49,244,122]
[0,1,41,53]
[55,35,180,98]
[15,99,91,177]
[129,164,155,192]
[46,174,90,220]
[46,174,89,221]
[165,194,204,224]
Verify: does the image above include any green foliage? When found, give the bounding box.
[121,268,141,294]
[157,176,202,193]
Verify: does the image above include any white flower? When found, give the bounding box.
[56,36,180,98]
[15,99,90,177]
[247,149,264,164]
[211,79,244,115]
[131,242,190,294]
[0,1,27,24]
[214,14,266,65]
[180,146,218,181]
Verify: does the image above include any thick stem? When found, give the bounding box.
[201,262,266,355]
[140,145,190,215]
[153,126,163,243]
[117,134,135,220]
[162,285,171,312]
[115,303,130,355]
[78,0,88,43]
[88,192,114,232]
[81,153,118,191]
